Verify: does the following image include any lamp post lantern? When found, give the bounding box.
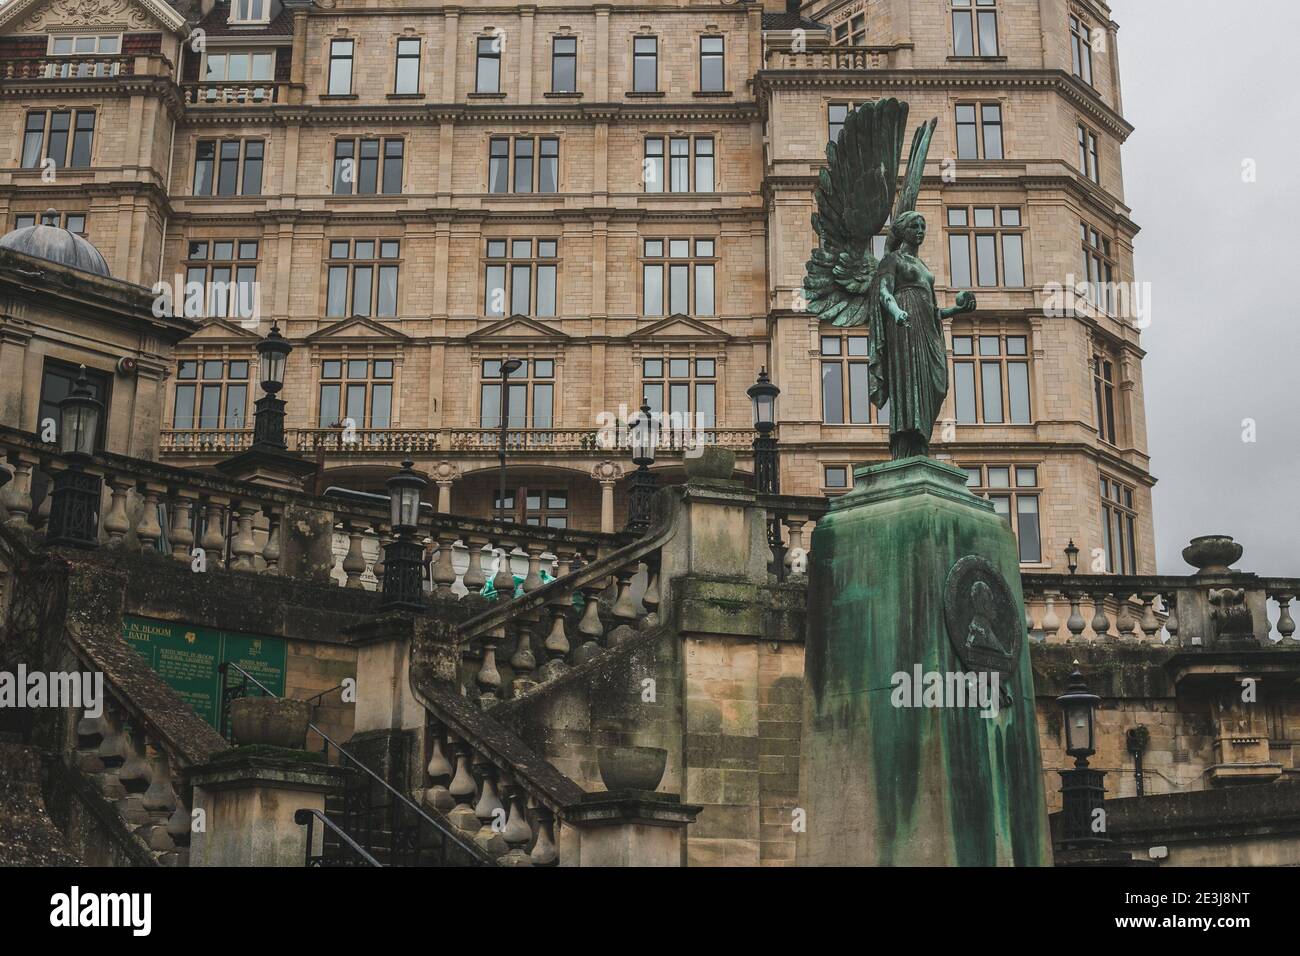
[497,358,523,522]
[747,367,780,495]
[625,400,657,534]
[1064,538,1080,575]
[1055,664,1108,848]
[252,321,292,450]
[46,365,104,548]
[380,459,429,612]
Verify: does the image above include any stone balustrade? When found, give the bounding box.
[181,81,287,106]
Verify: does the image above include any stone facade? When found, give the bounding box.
[1,0,1155,575]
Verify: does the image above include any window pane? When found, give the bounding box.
[953,11,974,56]
[327,267,348,317]
[1017,496,1041,562]
[477,38,500,92]
[485,264,506,315]
[383,140,403,194]
[977,11,999,55]
[954,362,976,423]
[199,384,221,428]
[350,266,372,315]
[644,264,663,315]
[669,264,688,314]
[669,358,690,378]
[696,138,715,192]
[822,362,844,424]
[981,106,1002,159]
[371,384,392,428]
[980,362,1004,422]
[848,362,871,424]
[480,383,500,427]
[193,141,214,195]
[1008,362,1031,423]
[695,264,714,316]
[975,235,998,286]
[949,234,972,287]
[696,383,715,428]
[224,384,247,427]
[514,138,533,193]
[532,384,553,428]
[489,138,509,193]
[1002,234,1024,286]
[511,264,532,314]
[242,140,264,195]
[538,138,558,192]
[174,384,196,428]
[537,265,556,316]
[377,265,398,316]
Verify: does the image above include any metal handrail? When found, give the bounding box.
[294,808,381,867]
[220,661,492,864]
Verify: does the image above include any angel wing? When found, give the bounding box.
[801,99,936,328]
[894,117,938,221]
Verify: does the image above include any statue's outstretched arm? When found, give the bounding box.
[939,291,978,319]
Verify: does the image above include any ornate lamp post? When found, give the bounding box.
[497,358,523,522]
[1064,538,1080,575]
[625,400,657,534]
[747,367,780,495]
[380,459,429,612]
[252,321,292,450]
[46,366,104,548]
[1056,664,1108,848]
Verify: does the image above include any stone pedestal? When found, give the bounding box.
[564,791,701,867]
[798,457,1052,866]
[188,749,345,867]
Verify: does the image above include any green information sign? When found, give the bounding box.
[121,616,287,730]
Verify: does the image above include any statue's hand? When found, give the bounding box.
[892,308,910,327]
[956,291,977,313]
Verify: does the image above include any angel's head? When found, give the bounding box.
[888,211,927,252]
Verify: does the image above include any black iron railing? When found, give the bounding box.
[294,808,382,867]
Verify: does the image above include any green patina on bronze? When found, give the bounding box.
[802,98,977,459]
[800,458,1052,866]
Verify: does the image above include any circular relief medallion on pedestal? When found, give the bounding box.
[943,554,1022,682]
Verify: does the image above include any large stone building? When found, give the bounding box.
[1,0,1153,571]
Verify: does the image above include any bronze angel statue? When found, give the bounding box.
[802,98,977,460]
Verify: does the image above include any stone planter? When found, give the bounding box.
[597,745,667,792]
[683,446,735,482]
[229,697,311,750]
[1182,535,1243,575]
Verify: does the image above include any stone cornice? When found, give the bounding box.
[754,68,1133,141]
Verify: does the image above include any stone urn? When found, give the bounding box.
[596,745,667,792]
[229,697,311,749]
[1182,535,1243,575]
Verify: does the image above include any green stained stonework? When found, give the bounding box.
[798,457,1052,866]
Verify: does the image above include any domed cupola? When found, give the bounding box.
[0,209,111,277]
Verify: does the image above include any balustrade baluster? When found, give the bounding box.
[643,554,662,624]
[784,517,809,577]
[472,758,507,857]
[446,741,480,833]
[1,458,35,530]
[509,620,537,697]
[1089,591,1111,640]
[492,540,517,597]
[1274,592,1297,644]
[170,494,195,563]
[103,479,131,548]
[201,501,227,570]
[529,803,559,866]
[424,727,455,812]
[611,564,640,625]
[432,530,458,594]
[522,542,546,593]
[1041,594,1061,642]
[140,749,178,851]
[575,579,606,664]
[462,534,489,594]
[342,520,367,588]
[1139,594,1160,642]
[261,511,281,574]
[497,777,534,867]
[135,485,164,553]
[1065,592,1087,640]
[1164,593,1180,644]
[230,504,259,571]
[541,601,571,682]
[1115,593,1138,641]
[477,626,503,704]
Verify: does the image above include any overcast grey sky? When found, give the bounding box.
[1116,0,1300,574]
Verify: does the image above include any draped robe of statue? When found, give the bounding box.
[866,250,949,458]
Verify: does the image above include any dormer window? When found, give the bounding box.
[230,0,270,26]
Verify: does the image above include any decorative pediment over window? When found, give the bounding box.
[2,0,188,34]
[184,317,263,342]
[628,314,730,344]
[305,315,411,344]
[466,314,569,344]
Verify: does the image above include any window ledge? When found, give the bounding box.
[692,90,733,98]
[625,90,665,98]
[387,92,425,100]
[946,55,1008,63]
[320,93,358,101]
[468,91,507,99]
[544,91,583,99]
